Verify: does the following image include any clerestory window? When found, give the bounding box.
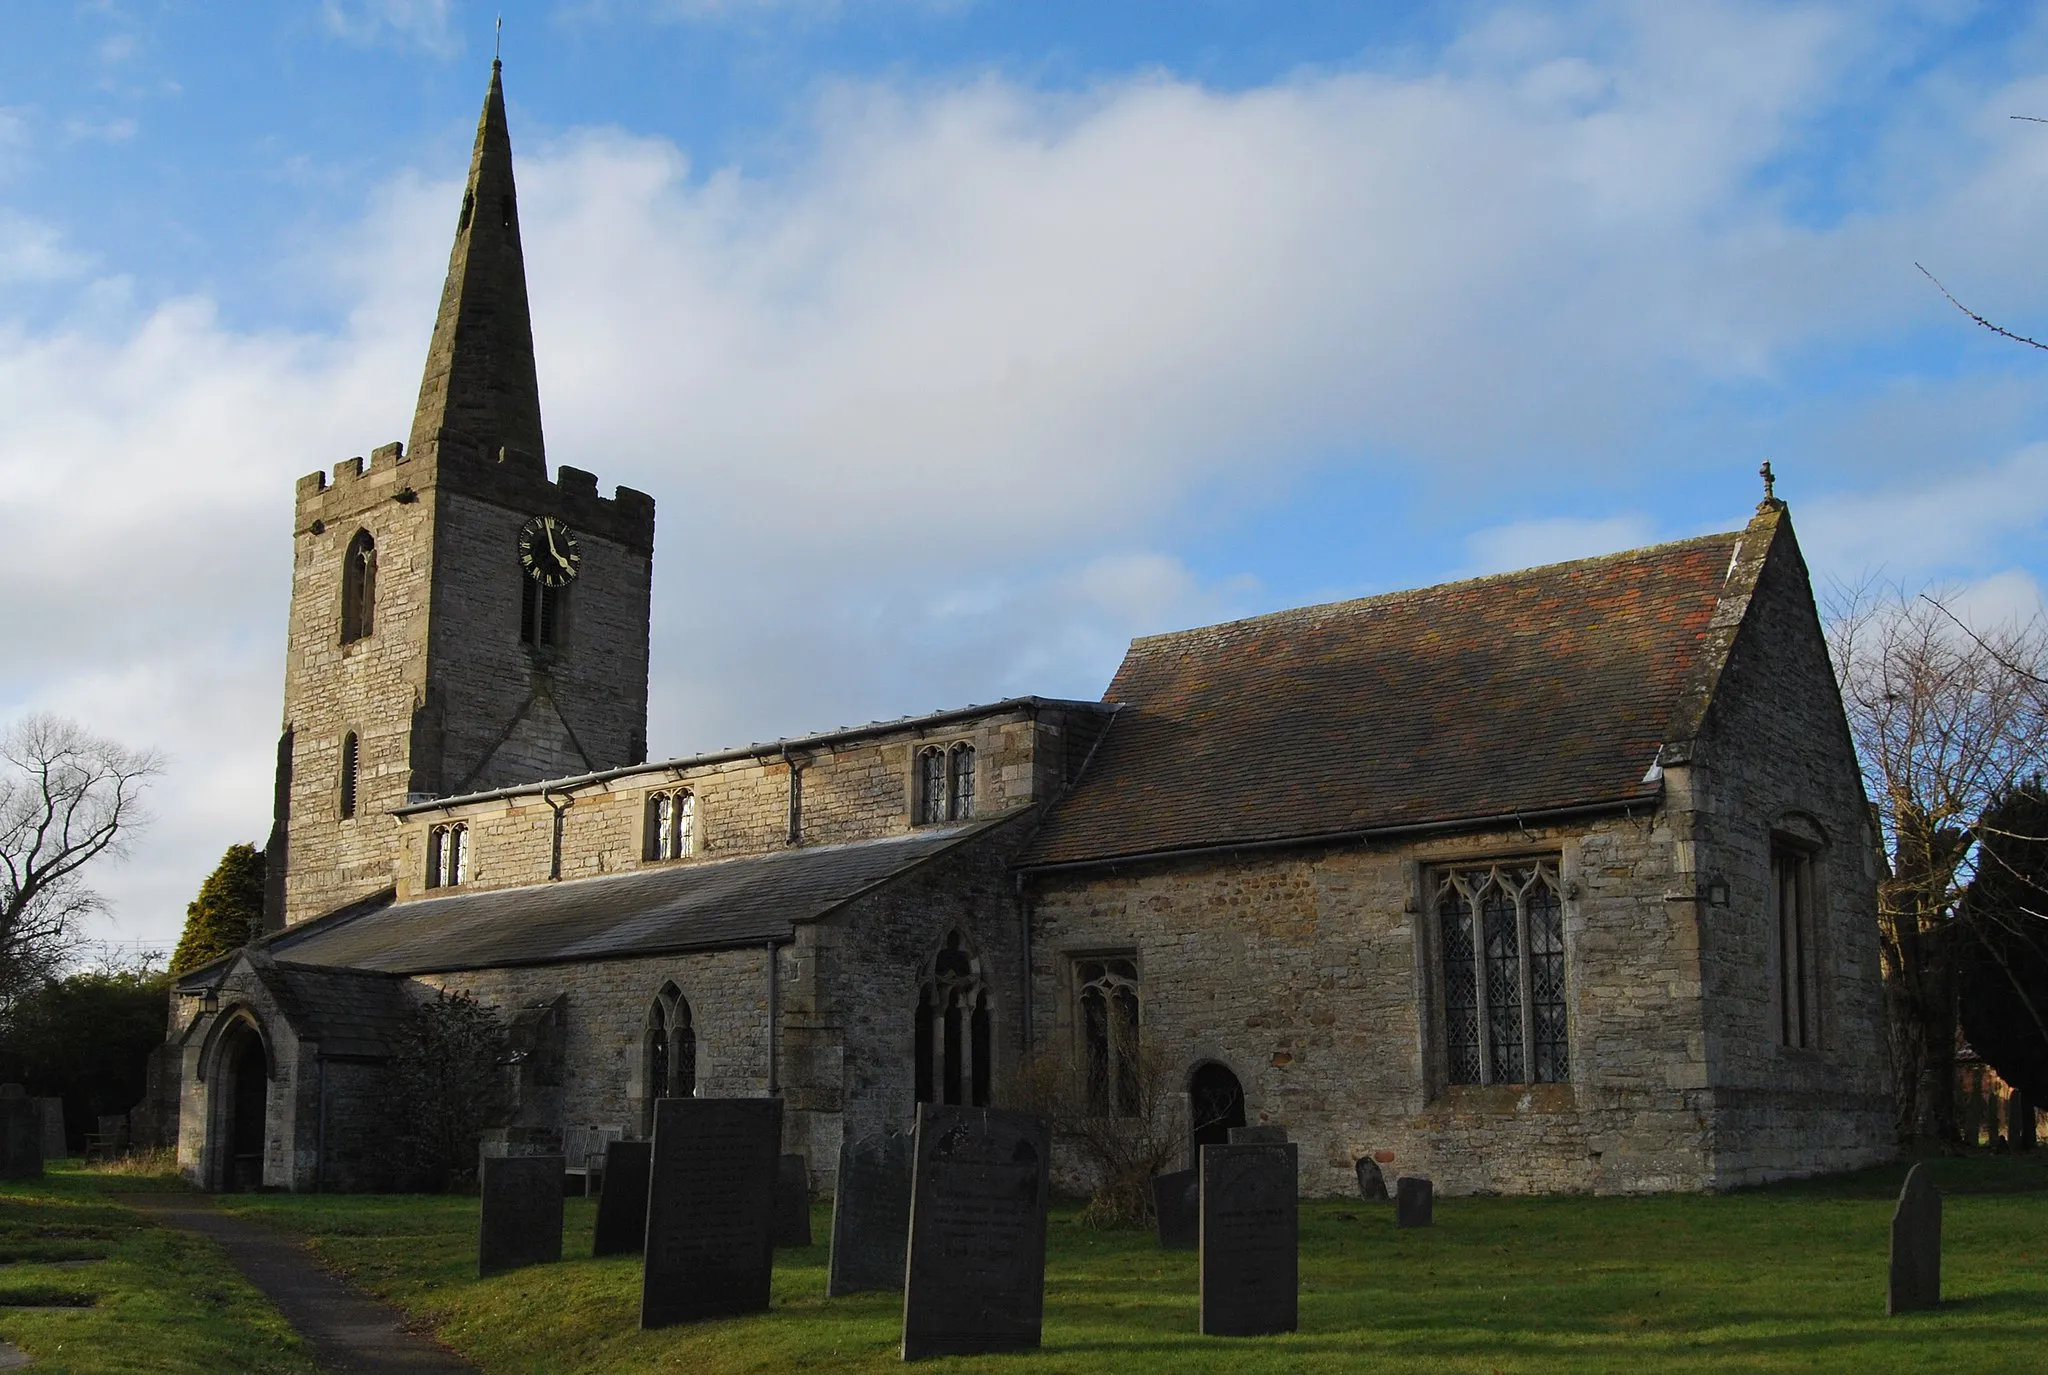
[1077,955,1141,1117]
[426,822,470,889]
[643,789,696,862]
[340,531,376,643]
[1436,859,1568,1086]
[914,742,976,825]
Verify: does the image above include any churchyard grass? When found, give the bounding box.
[193,1155,2048,1374]
[0,1167,317,1375]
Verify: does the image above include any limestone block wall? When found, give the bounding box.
[1025,812,1725,1198]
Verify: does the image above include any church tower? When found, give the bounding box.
[266,62,656,929]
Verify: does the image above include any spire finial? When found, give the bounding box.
[495,14,502,63]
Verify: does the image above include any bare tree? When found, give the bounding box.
[1007,1035,1185,1228]
[1827,583,2048,1144]
[0,715,161,1005]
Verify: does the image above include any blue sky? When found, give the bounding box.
[7,0,2048,949]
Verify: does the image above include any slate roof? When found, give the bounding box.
[1023,527,1754,868]
[268,821,999,974]
[256,961,417,1060]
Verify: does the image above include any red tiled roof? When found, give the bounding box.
[1023,529,1749,868]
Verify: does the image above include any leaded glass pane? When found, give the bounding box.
[918,749,947,824]
[949,746,975,820]
[1439,882,1481,1084]
[1526,874,1569,1083]
[1481,878,1524,1083]
[675,792,695,858]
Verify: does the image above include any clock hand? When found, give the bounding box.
[544,522,563,563]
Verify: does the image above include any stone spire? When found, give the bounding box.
[408,60,546,465]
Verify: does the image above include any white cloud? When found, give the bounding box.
[1796,443,2048,583]
[0,211,89,283]
[1463,514,1663,576]
[321,0,461,56]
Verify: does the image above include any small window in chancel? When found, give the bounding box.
[340,531,376,643]
[915,932,991,1108]
[1773,844,1816,1050]
[642,983,696,1134]
[338,732,359,820]
[643,789,695,861]
[1077,955,1141,1117]
[426,822,469,889]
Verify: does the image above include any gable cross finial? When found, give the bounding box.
[1759,460,1776,507]
[495,13,503,63]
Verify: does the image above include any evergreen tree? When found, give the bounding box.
[1961,785,2048,1110]
[170,844,265,974]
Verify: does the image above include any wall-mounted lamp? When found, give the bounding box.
[1704,878,1730,909]
[199,989,219,1015]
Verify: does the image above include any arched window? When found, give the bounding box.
[426,822,469,889]
[915,932,991,1108]
[643,789,695,862]
[1077,955,1141,1117]
[338,731,359,820]
[340,531,376,643]
[643,982,696,1134]
[914,742,976,825]
[1436,859,1567,1086]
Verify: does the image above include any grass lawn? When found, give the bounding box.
[192,1155,2048,1374]
[0,1165,317,1375]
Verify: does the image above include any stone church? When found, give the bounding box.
[168,64,1895,1197]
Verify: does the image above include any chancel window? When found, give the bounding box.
[642,982,696,1134]
[426,822,469,889]
[1773,844,1816,1049]
[520,576,564,649]
[643,789,696,862]
[915,743,976,824]
[339,731,359,820]
[340,531,376,643]
[915,932,991,1107]
[1436,859,1568,1086]
[1077,955,1141,1116]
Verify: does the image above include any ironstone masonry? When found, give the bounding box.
[162,60,1896,1201]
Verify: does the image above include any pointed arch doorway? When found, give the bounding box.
[211,1020,271,1192]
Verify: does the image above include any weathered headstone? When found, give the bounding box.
[36,1099,65,1161]
[1153,1168,1198,1250]
[591,1140,652,1257]
[1228,1125,1287,1145]
[1199,1142,1298,1337]
[827,1131,913,1296]
[774,1153,812,1248]
[901,1104,1051,1361]
[0,1086,41,1182]
[477,1154,564,1277]
[641,1097,781,1329]
[1395,1175,1434,1228]
[1888,1163,1941,1314]
[1355,1156,1388,1201]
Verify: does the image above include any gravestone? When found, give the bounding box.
[477,1154,564,1277]
[827,1131,913,1296]
[1199,1142,1298,1337]
[1228,1125,1287,1145]
[1355,1156,1388,1202]
[901,1104,1051,1361]
[1888,1163,1941,1314]
[1152,1168,1198,1250]
[0,1086,41,1182]
[36,1099,65,1161]
[1395,1175,1434,1228]
[591,1140,653,1257]
[774,1154,812,1248]
[641,1097,781,1329]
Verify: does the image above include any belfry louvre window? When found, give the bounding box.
[915,743,975,824]
[1436,859,1568,1085]
[1077,955,1141,1116]
[340,531,376,643]
[426,822,470,889]
[644,789,696,862]
[915,932,991,1108]
[1773,844,1816,1049]
[338,732,359,820]
[521,577,564,649]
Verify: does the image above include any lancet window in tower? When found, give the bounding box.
[426,822,470,889]
[914,742,976,824]
[340,531,376,644]
[1435,859,1568,1086]
[1077,955,1141,1117]
[338,732,359,820]
[915,932,991,1108]
[643,789,696,862]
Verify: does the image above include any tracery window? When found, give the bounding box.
[426,822,470,889]
[915,932,991,1108]
[643,789,696,862]
[339,731,359,820]
[642,982,696,1134]
[915,743,976,824]
[1436,859,1568,1086]
[340,530,376,643]
[1077,955,1141,1117]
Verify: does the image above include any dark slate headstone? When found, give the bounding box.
[1199,1142,1298,1337]
[1395,1175,1434,1228]
[1153,1168,1198,1250]
[36,1099,65,1161]
[1228,1125,1287,1145]
[901,1104,1051,1362]
[641,1097,782,1329]
[827,1131,913,1297]
[0,1085,42,1182]
[592,1140,652,1257]
[774,1154,812,1248]
[1355,1156,1388,1201]
[1888,1163,1941,1314]
[477,1154,564,1278]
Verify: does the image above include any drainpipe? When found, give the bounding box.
[1016,871,1033,1055]
[315,1057,328,1194]
[780,746,804,847]
[765,940,781,1096]
[543,787,572,880]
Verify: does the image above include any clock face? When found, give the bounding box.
[518,515,583,587]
